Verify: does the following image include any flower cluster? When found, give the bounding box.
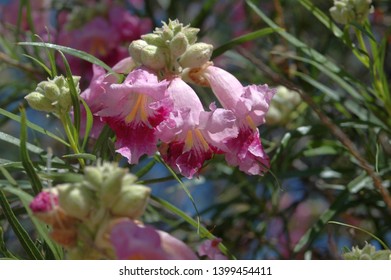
[343,243,391,260]
[81,19,275,178]
[24,75,80,116]
[330,0,373,25]
[29,162,197,259]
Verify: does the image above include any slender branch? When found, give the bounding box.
[237,47,391,210]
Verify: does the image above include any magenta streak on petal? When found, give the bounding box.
[224,126,270,175]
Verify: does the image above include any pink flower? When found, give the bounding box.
[110,220,197,260]
[79,57,136,138]
[157,78,237,178]
[185,65,275,175]
[95,68,172,164]
[30,191,58,213]
[0,0,52,36]
[56,5,151,79]
[57,17,127,78]
[198,238,228,260]
[109,7,152,43]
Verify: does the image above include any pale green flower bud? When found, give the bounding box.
[170,32,189,57]
[25,91,56,113]
[266,86,301,126]
[57,183,94,221]
[343,243,391,260]
[25,75,80,115]
[140,45,167,70]
[179,42,213,68]
[182,27,199,45]
[100,168,127,208]
[141,33,166,47]
[41,82,60,100]
[330,0,373,25]
[162,28,174,41]
[128,39,149,64]
[111,184,151,219]
[83,165,103,190]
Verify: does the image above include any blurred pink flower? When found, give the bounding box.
[110,220,197,260]
[198,238,228,260]
[157,78,237,178]
[30,191,58,213]
[0,0,52,36]
[56,4,151,79]
[95,68,172,164]
[109,7,152,42]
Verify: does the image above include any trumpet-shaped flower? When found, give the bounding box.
[95,68,172,164]
[185,65,275,175]
[110,219,197,260]
[157,78,237,178]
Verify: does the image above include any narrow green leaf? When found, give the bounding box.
[0,131,44,154]
[92,124,115,159]
[18,42,120,80]
[37,172,83,183]
[33,34,58,77]
[293,188,350,253]
[303,146,338,157]
[212,28,277,58]
[0,189,43,259]
[62,153,96,161]
[294,71,340,101]
[20,107,42,195]
[80,99,93,151]
[154,155,200,225]
[0,226,18,259]
[0,108,70,147]
[190,0,219,29]
[135,159,157,178]
[298,0,343,38]
[22,54,52,76]
[59,51,81,138]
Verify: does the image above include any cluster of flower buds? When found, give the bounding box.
[266,86,301,126]
[129,19,213,74]
[343,243,391,260]
[24,75,80,116]
[29,162,151,259]
[330,0,373,25]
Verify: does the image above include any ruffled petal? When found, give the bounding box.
[224,126,270,175]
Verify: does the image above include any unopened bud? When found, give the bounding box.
[100,168,127,208]
[182,27,199,45]
[25,92,55,113]
[170,32,189,57]
[179,43,213,68]
[111,184,151,219]
[330,0,373,25]
[57,183,93,221]
[25,75,80,115]
[128,39,149,64]
[140,45,167,70]
[141,33,166,47]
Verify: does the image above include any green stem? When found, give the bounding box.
[60,114,85,169]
